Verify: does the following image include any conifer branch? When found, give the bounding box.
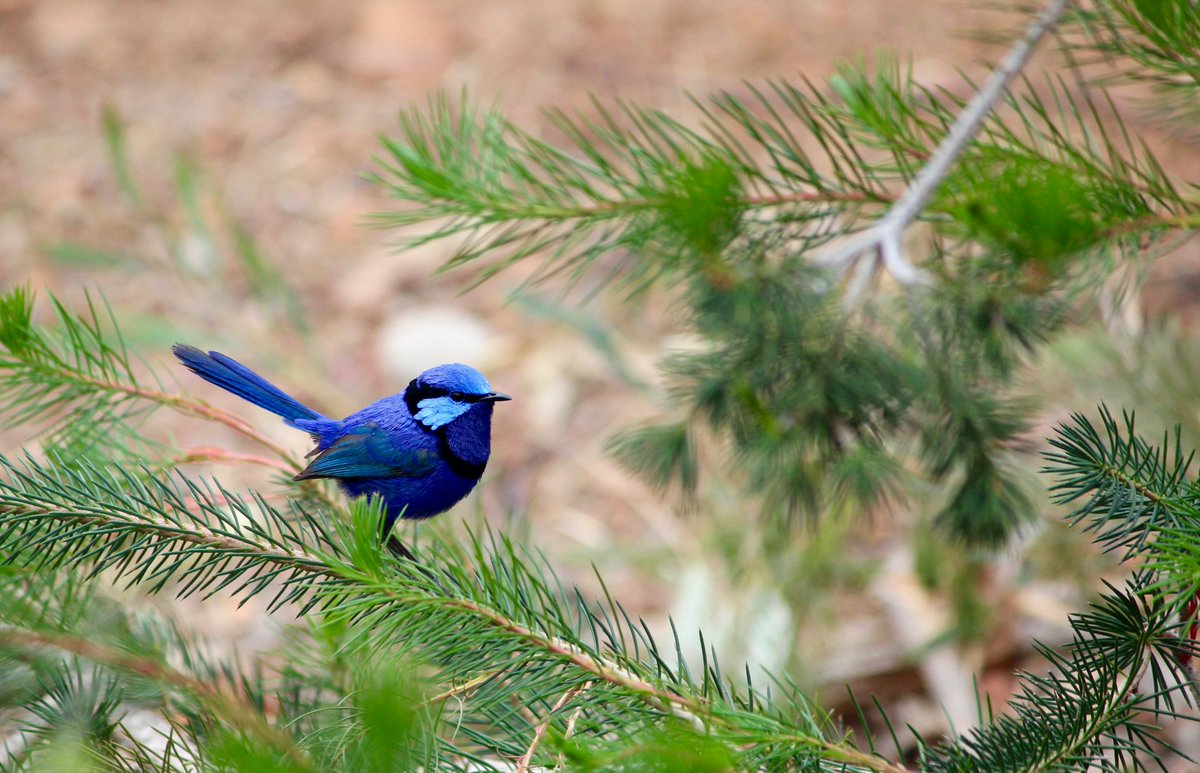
[918,592,1184,770]
[817,0,1071,290]
[0,457,881,770]
[0,287,351,519]
[1013,652,1147,772]
[121,382,344,514]
[1,336,1195,770]
[4,153,1192,767]
[0,496,332,578]
[347,579,908,771]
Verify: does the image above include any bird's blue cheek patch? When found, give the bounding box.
[415,396,471,431]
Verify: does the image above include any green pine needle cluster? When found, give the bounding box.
[0,287,161,464]
[1069,0,1200,132]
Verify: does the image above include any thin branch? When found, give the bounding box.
[1101,212,1200,241]
[817,0,1072,292]
[429,188,887,223]
[429,594,909,771]
[73,373,345,513]
[425,666,514,706]
[437,596,709,724]
[171,446,296,474]
[19,360,298,464]
[1026,650,1150,772]
[515,681,591,773]
[76,375,298,464]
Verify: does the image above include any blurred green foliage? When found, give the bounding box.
[373,45,1195,552]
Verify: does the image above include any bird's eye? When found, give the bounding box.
[450,391,464,401]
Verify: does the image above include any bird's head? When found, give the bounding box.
[403,363,511,431]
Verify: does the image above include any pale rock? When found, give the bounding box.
[375,306,496,380]
[672,561,794,679]
[671,563,735,664]
[176,228,219,276]
[741,584,794,678]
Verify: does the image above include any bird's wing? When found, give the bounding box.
[293,422,439,481]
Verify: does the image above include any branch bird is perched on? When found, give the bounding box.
[172,345,510,536]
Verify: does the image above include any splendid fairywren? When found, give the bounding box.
[173,345,510,535]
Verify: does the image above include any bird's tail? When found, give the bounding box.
[172,344,322,425]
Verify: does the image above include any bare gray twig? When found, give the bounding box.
[817,0,1072,295]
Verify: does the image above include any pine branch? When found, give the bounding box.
[4,357,1198,768]
[0,287,160,462]
[8,437,1184,770]
[369,3,1197,300]
[368,88,902,290]
[1043,408,1200,639]
[893,410,1200,770]
[1043,407,1197,558]
[363,11,1196,547]
[0,287,352,522]
[0,456,889,771]
[818,0,1070,292]
[921,586,1187,771]
[0,456,341,610]
[168,447,296,474]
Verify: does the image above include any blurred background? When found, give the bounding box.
[3,0,1200,763]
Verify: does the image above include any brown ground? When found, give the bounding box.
[3,0,1199,767]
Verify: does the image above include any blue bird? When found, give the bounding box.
[172,345,510,537]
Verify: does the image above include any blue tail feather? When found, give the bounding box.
[172,344,322,425]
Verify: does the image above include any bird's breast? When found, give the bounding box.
[439,403,495,473]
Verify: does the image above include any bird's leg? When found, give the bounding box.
[382,527,450,593]
[385,533,417,560]
[381,516,418,560]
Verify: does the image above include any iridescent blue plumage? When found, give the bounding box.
[172,345,509,534]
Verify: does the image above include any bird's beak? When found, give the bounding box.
[482,391,512,402]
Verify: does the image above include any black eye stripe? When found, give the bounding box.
[404,379,485,414]
[410,384,449,399]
